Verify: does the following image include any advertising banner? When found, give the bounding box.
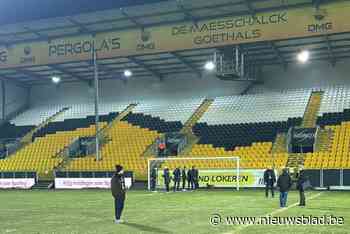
[292,128,316,146]
[0,178,35,189]
[0,1,349,69]
[55,177,132,189]
[156,169,271,188]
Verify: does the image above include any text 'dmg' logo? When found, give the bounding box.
[137,30,155,51]
[0,50,8,63]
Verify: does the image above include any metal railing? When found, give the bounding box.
[0,171,37,180]
[304,169,349,188]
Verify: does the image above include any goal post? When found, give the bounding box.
[147,156,240,191]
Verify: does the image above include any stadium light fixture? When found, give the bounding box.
[124,70,133,77]
[204,61,215,71]
[51,75,61,84]
[297,50,310,63]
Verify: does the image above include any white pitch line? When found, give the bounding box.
[223,192,323,234]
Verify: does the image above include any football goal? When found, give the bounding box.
[147,156,240,191]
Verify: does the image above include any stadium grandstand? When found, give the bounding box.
[1,0,350,233]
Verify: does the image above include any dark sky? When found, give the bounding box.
[0,0,167,25]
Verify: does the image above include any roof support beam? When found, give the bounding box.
[269,42,287,71]
[23,27,43,38]
[120,8,144,29]
[324,34,336,67]
[171,52,202,78]
[48,65,90,84]
[128,57,163,80]
[244,0,256,16]
[67,18,93,35]
[0,76,30,89]
[23,27,49,41]
[15,68,49,80]
[176,0,199,27]
[97,63,126,81]
[313,0,323,9]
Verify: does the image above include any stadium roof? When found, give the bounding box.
[0,0,349,86]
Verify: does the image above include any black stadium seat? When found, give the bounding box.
[122,112,183,133]
[32,112,118,139]
[317,109,350,127]
[193,117,302,150]
[0,122,35,140]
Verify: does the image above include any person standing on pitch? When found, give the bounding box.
[111,165,126,224]
[181,166,187,191]
[163,167,171,192]
[187,168,193,190]
[191,166,199,190]
[264,167,276,198]
[194,167,199,189]
[150,167,157,191]
[173,167,181,192]
[296,166,307,207]
[277,168,292,208]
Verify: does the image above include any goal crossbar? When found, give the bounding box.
[147,156,240,191]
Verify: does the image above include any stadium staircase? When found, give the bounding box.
[286,153,305,170]
[178,98,214,156]
[301,91,323,128]
[272,133,287,153]
[100,103,137,135]
[54,103,137,171]
[286,91,323,170]
[141,99,213,158]
[32,180,54,190]
[180,98,214,134]
[4,107,70,159]
[21,107,70,145]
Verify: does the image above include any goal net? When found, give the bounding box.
[147,156,240,191]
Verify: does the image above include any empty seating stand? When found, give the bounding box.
[317,86,350,126]
[193,118,301,150]
[317,110,350,127]
[0,100,133,142]
[10,104,64,126]
[33,112,118,139]
[0,122,34,140]
[53,102,129,122]
[123,98,204,133]
[123,112,182,133]
[193,91,310,150]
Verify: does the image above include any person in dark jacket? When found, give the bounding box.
[264,167,276,198]
[163,167,171,192]
[277,168,292,208]
[111,165,126,224]
[195,167,200,189]
[173,167,181,191]
[181,166,187,190]
[150,167,158,191]
[192,166,199,190]
[296,167,307,206]
[187,168,193,190]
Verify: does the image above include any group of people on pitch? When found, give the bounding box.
[264,166,308,208]
[110,164,309,224]
[152,166,199,192]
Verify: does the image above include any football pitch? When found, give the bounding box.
[0,189,349,234]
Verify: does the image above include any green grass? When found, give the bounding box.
[0,189,349,234]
